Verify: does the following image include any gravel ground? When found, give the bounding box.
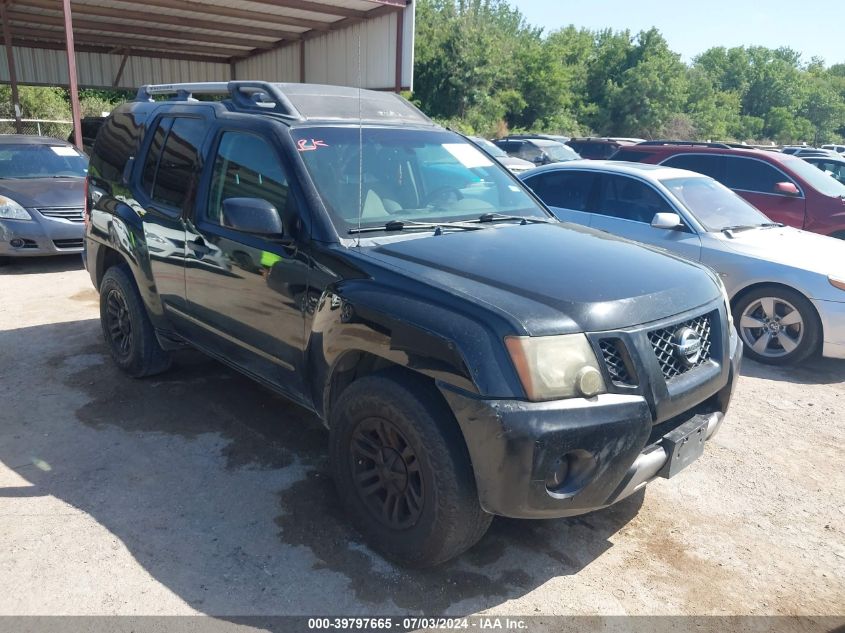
[0,256,843,626]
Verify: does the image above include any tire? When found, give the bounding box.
[99,265,171,377]
[732,285,820,365]
[329,371,492,568]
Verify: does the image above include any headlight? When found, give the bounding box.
[505,334,606,401]
[0,196,32,220]
[830,276,845,292]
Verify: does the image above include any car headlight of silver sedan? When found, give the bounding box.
[506,334,607,401]
[0,196,32,221]
[829,276,845,293]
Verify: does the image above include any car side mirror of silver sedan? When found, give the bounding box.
[651,212,684,230]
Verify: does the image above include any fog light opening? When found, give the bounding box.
[10,238,24,248]
[545,449,599,499]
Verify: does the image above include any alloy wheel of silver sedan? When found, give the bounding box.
[739,296,804,359]
[733,285,822,365]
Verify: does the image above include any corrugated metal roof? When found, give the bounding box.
[1,1,413,91]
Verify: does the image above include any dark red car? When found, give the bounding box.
[612,141,845,238]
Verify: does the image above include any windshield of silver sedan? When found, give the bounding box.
[661,176,772,232]
[291,127,550,234]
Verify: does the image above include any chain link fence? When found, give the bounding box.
[0,118,73,141]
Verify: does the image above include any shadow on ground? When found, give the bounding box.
[0,318,651,615]
[740,354,845,385]
[0,254,84,275]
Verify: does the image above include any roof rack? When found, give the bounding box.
[135,81,302,119]
[637,140,733,149]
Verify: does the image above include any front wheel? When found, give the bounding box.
[732,286,820,364]
[329,372,492,568]
[99,265,171,377]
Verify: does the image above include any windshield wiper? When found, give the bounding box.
[476,213,552,224]
[348,219,484,235]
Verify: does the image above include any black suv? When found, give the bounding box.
[84,81,742,567]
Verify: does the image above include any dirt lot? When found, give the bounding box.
[1,256,843,623]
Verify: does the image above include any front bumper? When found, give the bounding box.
[440,322,742,519]
[812,298,845,360]
[0,212,84,256]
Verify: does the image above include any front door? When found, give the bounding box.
[183,125,310,397]
[588,173,702,261]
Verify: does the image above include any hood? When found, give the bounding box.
[0,178,86,208]
[363,222,720,336]
[719,226,845,278]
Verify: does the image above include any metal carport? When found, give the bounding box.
[0,0,414,148]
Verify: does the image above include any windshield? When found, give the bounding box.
[660,176,771,231]
[784,156,845,198]
[292,127,549,233]
[542,143,580,162]
[0,144,88,179]
[471,137,507,158]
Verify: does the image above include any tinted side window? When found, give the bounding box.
[525,171,596,211]
[141,117,172,197]
[611,149,654,162]
[596,174,672,223]
[88,110,144,186]
[518,143,542,161]
[662,154,724,181]
[722,157,793,194]
[151,117,207,208]
[206,132,293,230]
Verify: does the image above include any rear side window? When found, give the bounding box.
[142,116,207,211]
[88,110,144,186]
[524,171,596,211]
[611,149,654,162]
[662,154,724,181]
[596,174,672,223]
[722,157,794,195]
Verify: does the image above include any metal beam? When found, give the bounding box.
[0,36,229,65]
[234,0,369,19]
[100,0,316,33]
[299,39,305,83]
[7,9,280,49]
[61,0,82,152]
[0,3,22,133]
[111,52,128,88]
[8,26,251,57]
[15,0,308,40]
[394,8,404,93]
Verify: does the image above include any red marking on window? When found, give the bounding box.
[297,139,328,152]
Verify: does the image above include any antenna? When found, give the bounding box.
[356,29,363,247]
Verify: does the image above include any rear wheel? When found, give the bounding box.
[99,265,171,377]
[733,286,820,365]
[329,371,492,568]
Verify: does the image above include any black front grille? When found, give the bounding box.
[648,312,714,380]
[53,238,84,249]
[38,207,84,223]
[599,339,636,386]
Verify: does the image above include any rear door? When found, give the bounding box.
[136,113,210,313]
[589,173,702,261]
[521,169,597,225]
[721,156,806,228]
[182,121,310,396]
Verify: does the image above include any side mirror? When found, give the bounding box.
[222,197,283,236]
[774,182,800,196]
[651,212,684,230]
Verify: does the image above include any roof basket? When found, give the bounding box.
[135,81,302,119]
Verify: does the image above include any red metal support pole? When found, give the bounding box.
[299,39,305,83]
[62,0,83,150]
[0,2,23,133]
[394,6,403,93]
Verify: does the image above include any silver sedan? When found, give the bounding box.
[521,161,845,364]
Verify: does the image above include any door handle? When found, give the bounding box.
[188,237,211,257]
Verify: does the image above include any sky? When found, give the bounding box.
[508,0,845,66]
